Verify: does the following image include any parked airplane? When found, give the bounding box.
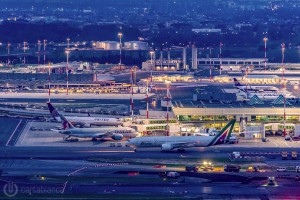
[47,102,138,141]
[47,102,124,127]
[126,119,236,152]
[233,78,278,92]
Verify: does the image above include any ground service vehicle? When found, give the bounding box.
[282,152,288,160]
[185,165,199,172]
[224,165,241,172]
[276,167,287,172]
[166,172,180,179]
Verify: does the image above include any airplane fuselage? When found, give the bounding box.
[61,127,137,138]
[127,136,215,148]
[56,116,124,126]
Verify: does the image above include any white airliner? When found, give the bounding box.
[47,102,124,127]
[233,78,278,92]
[47,102,138,141]
[126,119,236,152]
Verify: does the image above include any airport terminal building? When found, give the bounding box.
[171,100,300,138]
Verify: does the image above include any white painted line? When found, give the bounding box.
[61,181,68,194]
[6,120,22,146]
[20,121,33,145]
[284,142,290,147]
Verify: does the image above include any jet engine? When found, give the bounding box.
[161,143,173,151]
[111,134,123,140]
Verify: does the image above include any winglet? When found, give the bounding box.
[210,119,236,146]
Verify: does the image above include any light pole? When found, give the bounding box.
[7,42,10,66]
[209,47,212,81]
[37,40,41,65]
[150,50,154,92]
[23,41,27,64]
[281,42,286,137]
[130,68,134,118]
[219,42,223,75]
[43,40,47,72]
[48,62,51,102]
[263,37,268,71]
[66,38,70,95]
[165,80,171,136]
[118,32,123,66]
[146,79,149,119]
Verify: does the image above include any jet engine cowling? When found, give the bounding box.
[161,143,173,151]
[111,134,124,140]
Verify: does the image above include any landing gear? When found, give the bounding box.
[92,138,97,141]
[177,148,186,153]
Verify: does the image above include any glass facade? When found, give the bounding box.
[178,115,235,122]
[251,115,299,122]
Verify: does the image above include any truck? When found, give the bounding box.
[282,151,288,160]
[224,164,241,172]
[292,151,298,160]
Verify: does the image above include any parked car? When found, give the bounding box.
[275,130,283,136]
[265,130,273,136]
[285,135,291,141]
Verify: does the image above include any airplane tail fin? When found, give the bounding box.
[233,78,243,86]
[47,102,74,129]
[59,113,75,130]
[47,102,59,120]
[210,119,236,146]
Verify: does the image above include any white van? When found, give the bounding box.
[277,167,287,172]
